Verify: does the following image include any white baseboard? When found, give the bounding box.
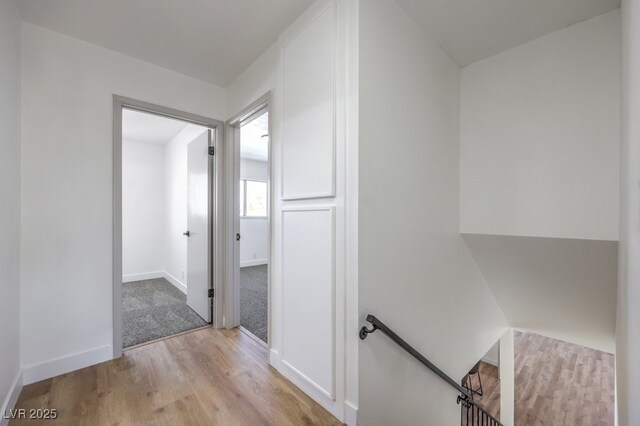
[482,355,499,367]
[22,345,113,386]
[122,271,186,294]
[269,348,282,369]
[163,271,187,294]
[240,259,268,268]
[1,370,23,426]
[122,271,164,283]
[344,400,358,426]
[270,350,344,422]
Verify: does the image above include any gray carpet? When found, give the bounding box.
[240,265,268,343]
[123,278,208,348]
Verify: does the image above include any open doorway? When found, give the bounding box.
[238,110,269,344]
[228,95,271,346]
[113,97,225,355]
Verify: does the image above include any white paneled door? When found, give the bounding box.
[282,207,335,398]
[272,0,348,420]
[187,130,212,322]
[281,3,335,200]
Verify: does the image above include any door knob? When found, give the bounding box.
[183,231,190,237]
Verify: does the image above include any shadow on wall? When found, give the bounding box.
[462,234,617,353]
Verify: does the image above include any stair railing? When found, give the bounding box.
[360,314,503,426]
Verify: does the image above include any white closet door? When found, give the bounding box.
[187,130,211,322]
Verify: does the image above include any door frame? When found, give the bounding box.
[225,92,272,346]
[112,95,225,358]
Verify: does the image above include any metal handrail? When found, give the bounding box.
[360,314,503,426]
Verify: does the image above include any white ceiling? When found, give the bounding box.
[394,0,620,66]
[122,109,189,145]
[241,111,269,162]
[18,0,314,87]
[18,0,620,83]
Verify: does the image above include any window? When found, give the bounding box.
[240,179,267,217]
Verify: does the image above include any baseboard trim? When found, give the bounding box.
[22,345,113,385]
[240,259,268,268]
[482,356,499,367]
[344,400,358,426]
[122,271,187,294]
[163,271,187,294]
[122,271,164,283]
[270,351,343,422]
[1,369,23,426]
[280,360,332,400]
[269,348,282,370]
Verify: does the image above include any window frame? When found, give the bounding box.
[239,178,268,218]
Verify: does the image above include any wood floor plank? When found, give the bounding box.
[513,331,614,426]
[469,331,614,426]
[10,327,342,426]
[473,362,501,419]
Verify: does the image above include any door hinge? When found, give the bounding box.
[208,146,215,156]
[208,288,214,298]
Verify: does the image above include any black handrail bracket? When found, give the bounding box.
[359,324,378,340]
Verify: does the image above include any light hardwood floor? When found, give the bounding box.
[11,327,342,425]
[468,332,614,426]
[514,331,614,426]
[467,361,500,420]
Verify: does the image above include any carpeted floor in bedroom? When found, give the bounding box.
[123,266,268,348]
[122,278,208,348]
[240,264,268,343]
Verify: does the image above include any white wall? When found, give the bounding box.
[240,219,268,266]
[460,10,621,241]
[164,124,207,288]
[617,1,640,423]
[499,329,515,426]
[463,234,617,353]
[227,45,279,119]
[0,0,22,420]
[481,340,499,366]
[358,1,509,424]
[20,22,226,383]
[122,140,165,280]
[240,158,269,266]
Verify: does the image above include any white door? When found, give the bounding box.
[187,129,211,322]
